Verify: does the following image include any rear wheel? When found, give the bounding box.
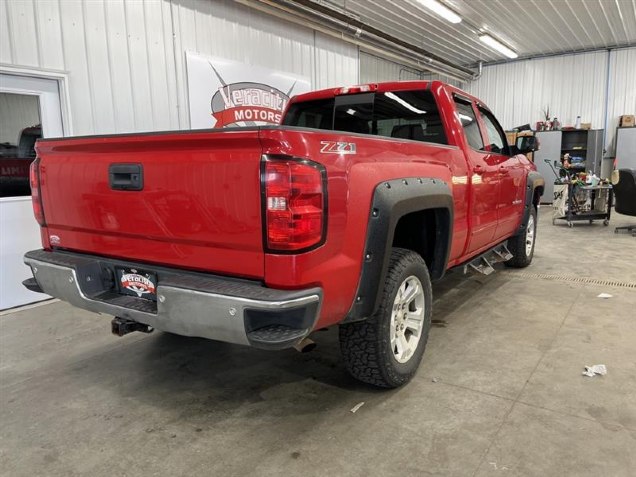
[339,248,432,388]
[506,207,537,268]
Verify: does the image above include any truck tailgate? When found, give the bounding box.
[35,129,264,278]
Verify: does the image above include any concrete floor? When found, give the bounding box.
[1,211,635,477]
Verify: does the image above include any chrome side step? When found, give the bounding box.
[463,243,513,276]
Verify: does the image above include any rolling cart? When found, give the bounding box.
[552,183,613,227]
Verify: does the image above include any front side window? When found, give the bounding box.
[453,98,484,150]
[478,107,509,155]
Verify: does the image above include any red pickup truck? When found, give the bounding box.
[24,81,543,388]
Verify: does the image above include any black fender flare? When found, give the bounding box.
[515,171,545,236]
[343,178,453,324]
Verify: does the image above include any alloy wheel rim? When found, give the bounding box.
[390,275,425,364]
[525,214,535,256]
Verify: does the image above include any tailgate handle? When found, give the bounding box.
[109,163,143,191]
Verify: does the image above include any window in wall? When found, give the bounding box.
[477,107,509,155]
[453,97,483,151]
[0,93,42,198]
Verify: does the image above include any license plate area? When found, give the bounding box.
[116,267,158,301]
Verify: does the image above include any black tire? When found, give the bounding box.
[339,248,432,388]
[506,206,537,268]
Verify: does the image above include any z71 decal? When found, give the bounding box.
[320,141,357,154]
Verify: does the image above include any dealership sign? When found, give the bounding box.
[186,52,311,129]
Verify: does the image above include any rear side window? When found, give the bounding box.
[334,92,374,134]
[454,98,484,150]
[282,90,447,145]
[282,98,334,129]
[373,91,446,145]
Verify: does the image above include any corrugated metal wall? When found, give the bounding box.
[606,47,636,155]
[359,53,464,88]
[466,51,609,132]
[359,52,422,83]
[420,73,465,88]
[0,0,359,136]
[2,0,633,151]
[466,48,636,156]
[171,0,358,127]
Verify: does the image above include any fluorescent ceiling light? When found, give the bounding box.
[479,34,518,59]
[417,0,462,24]
[385,92,426,114]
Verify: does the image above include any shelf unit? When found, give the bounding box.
[534,129,604,203]
[560,130,603,174]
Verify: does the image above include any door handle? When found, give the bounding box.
[109,163,143,191]
[499,166,509,175]
[473,165,484,175]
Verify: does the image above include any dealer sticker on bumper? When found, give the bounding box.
[117,268,157,300]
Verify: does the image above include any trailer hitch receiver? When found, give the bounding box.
[111,316,154,337]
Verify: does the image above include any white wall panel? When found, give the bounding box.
[103,0,136,133]
[33,0,64,70]
[360,52,422,83]
[360,52,469,90]
[159,0,180,130]
[466,51,609,132]
[5,0,39,67]
[314,32,359,89]
[125,0,157,132]
[0,2,12,65]
[143,1,174,131]
[606,47,636,155]
[172,0,357,126]
[1,0,359,135]
[0,0,632,150]
[421,72,465,89]
[58,0,95,135]
[83,0,116,133]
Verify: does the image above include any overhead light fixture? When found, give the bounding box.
[479,34,518,59]
[417,0,462,24]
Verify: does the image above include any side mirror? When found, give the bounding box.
[515,135,539,154]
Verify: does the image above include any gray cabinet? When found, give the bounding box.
[534,131,562,203]
[615,127,636,170]
[534,129,604,203]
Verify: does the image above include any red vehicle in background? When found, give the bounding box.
[0,125,41,197]
[24,81,543,388]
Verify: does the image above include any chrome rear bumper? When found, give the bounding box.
[24,250,321,349]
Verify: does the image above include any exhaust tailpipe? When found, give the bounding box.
[293,337,316,353]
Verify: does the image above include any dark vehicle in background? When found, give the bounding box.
[0,125,41,197]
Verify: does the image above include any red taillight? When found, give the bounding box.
[263,157,326,252]
[30,158,46,226]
